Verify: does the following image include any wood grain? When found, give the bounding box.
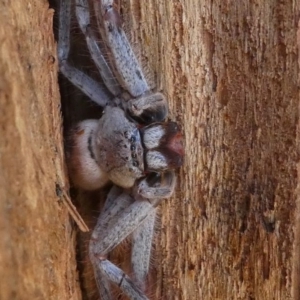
[0,1,80,299]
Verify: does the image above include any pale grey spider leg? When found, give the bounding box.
[97,260,148,300]
[93,185,126,299]
[94,187,155,298]
[100,185,123,220]
[130,172,177,290]
[74,0,122,96]
[93,185,155,299]
[90,196,151,255]
[94,187,133,237]
[98,187,157,292]
[132,209,156,291]
[58,0,110,106]
[94,0,149,97]
[57,0,71,62]
[91,172,176,256]
[90,193,153,300]
[90,172,176,300]
[93,1,169,122]
[94,267,112,300]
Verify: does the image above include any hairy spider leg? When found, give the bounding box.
[59,0,168,122]
[90,193,153,300]
[132,209,156,291]
[89,172,176,300]
[92,185,131,300]
[97,186,157,292]
[94,0,149,97]
[94,0,169,123]
[58,0,110,106]
[75,0,122,96]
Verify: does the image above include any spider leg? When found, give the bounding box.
[91,172,176,254]
[57,0,71,62]
[100,185,123,221]
[132,209,156,291]
[58,0,110,106]
[74,0,122,96]
[89,171,176,299]
[91,196,154,259]
[96,260,149,300]
[97,186,154,300]
[93,1,169,123]
[93,185,131,300]
[94,186,133,238]
[90,192,152,300]
[94,0,149,97]
[94,266,112,300]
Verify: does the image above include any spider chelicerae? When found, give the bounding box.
[57,0,184,299]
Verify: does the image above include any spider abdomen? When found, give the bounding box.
[67,120,109,190]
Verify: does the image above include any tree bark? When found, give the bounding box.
[127,1,300,299]
[1,1,300,300]
[0,1,81,299]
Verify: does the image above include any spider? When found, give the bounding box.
[57,0,184,299]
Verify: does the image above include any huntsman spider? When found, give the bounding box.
[57,0,184,299]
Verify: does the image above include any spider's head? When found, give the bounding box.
[141,121,184,172]
[95,106,145,188]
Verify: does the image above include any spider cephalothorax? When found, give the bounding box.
[58,0,184,299]
[68,104,184,190]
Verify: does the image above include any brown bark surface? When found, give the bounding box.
[1,1,300,300]
[127,1,300,299]
[0,1,81,299]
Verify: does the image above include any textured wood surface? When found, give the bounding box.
[125,1,300,299]
[1,0,300,300]
[0,1,80,299]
